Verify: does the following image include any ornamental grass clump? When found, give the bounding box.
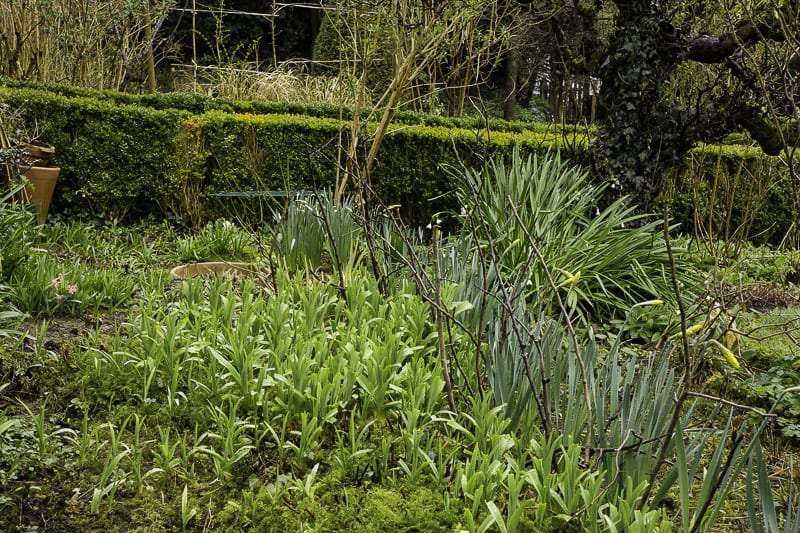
[459,148,688,321]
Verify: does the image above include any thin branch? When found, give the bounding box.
[686,391,778,418]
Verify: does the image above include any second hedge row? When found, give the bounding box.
[0,84,792,242]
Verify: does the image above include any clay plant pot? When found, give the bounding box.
[20,166,60,224]
[23,142,56,167]
[170,262,268,279]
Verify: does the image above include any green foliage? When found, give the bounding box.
[0,86,191,220]
[9,252,136,317]
[173,218,257,263]
[0,77,577,135]
[693,240,800,287]
[592,1,695,209]
[0,216,796,532]
[461,149,685,321]
[0,201,39,282]
[735,307,800,440]
[320,194,363,280]
[737,308,800,364]
[1,81,788,235]
[0,82,574,225]
[227,482,458,532]
[0,220,169,318]
[745,362,800,440]
[10,255,84,316]
[273,199,326,271]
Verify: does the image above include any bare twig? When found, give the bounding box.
[686,391,777,418]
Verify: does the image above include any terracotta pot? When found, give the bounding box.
[170,262,268,279]
[20,166,60,224]
[23,142,55,167]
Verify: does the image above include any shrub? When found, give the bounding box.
[0,80,791,237]
[459,148,686,321]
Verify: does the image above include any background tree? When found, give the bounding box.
[519,0,800,211]
[0,0,176,90]
[309,0,516,202]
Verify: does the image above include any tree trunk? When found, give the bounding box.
[144,5,157,94]
[504,47,520,121]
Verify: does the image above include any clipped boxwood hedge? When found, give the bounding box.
[0,84,573,224]
[0,81,793,240]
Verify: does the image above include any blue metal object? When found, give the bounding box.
[207,190,315,198]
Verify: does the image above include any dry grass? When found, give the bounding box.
[174,64,368,107]
[723,282,800,312]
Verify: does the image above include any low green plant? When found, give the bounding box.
[743,361,800,440]
[9,253,136,317]
[199,400,255,483]
[90,422,130,514]
[0,199,39,282]
[174,218,257,263]
[459,148,688,321]
[273,199,325,271]
[9,256,83,315]
[126,414,156,494]
[180,484,197,532]
[2,214,796,532]
[64,407,94,467]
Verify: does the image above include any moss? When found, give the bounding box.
[328,486,459,532]
[741,112,798,156]
[223,481,459,532]
[737,308,800,368]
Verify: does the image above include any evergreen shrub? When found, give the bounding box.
[0,78,570,133]
[0,81,791,234]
